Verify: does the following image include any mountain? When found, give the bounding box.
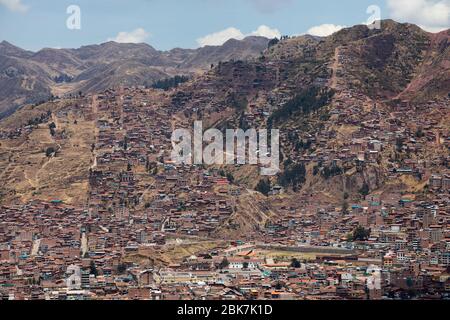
[0,41,33,59]
[0,36,271,118]
[135,20,449,216]
[177,36,270,69]
[10,20,446,121]
[395,29,450,101]
[0,52,54,118]
[325,20,448,100]
[0,20,448,238]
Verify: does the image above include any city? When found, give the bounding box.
[0,0,449,304]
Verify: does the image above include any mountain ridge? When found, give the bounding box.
[0,20,448,235]
[0,20,448,120]
[0,36,272,118]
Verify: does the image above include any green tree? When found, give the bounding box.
[117,263,127,274]
[256,178,271,196]
[415,128,424,138]
[226,172,234,184]
[268,86,334,126]
[151,75,189,90]
[49,122,56,136]
[321,164,343,179]
[396,137,404,152]
[291,258,301,268]
[353,226,371,241]
[359,183,370,197]
[45,147,55,157]
[218,257,229,269]
[342,201,349,215]
[229,92,248,112]
[268,38,280,48]
[90,261,98,277]
[278,163,306,189]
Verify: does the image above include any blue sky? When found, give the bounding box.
[0,0,448,51]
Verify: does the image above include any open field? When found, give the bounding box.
[0,100,95,204]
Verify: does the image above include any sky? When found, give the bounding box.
[0,0,449,51]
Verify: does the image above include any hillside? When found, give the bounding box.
[0,20,449,238]
[0,37,270,118]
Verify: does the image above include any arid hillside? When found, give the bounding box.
[0,36,271,118]
[0,20,448,238]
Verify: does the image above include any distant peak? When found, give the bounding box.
[97,41,157,51]
[0,40,33,56]
[243,35,270,40]
[221,36,269,47]
[101,41,150,46]
[0,40,14,47]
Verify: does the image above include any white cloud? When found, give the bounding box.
[197,27,245,47]
[108,28,150,44]
[306,24,346,37]
[417,25,449,32]
[0,0,29,13]
[196,25,281,47]
[387,0,450,32]
[250,25,281,39]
